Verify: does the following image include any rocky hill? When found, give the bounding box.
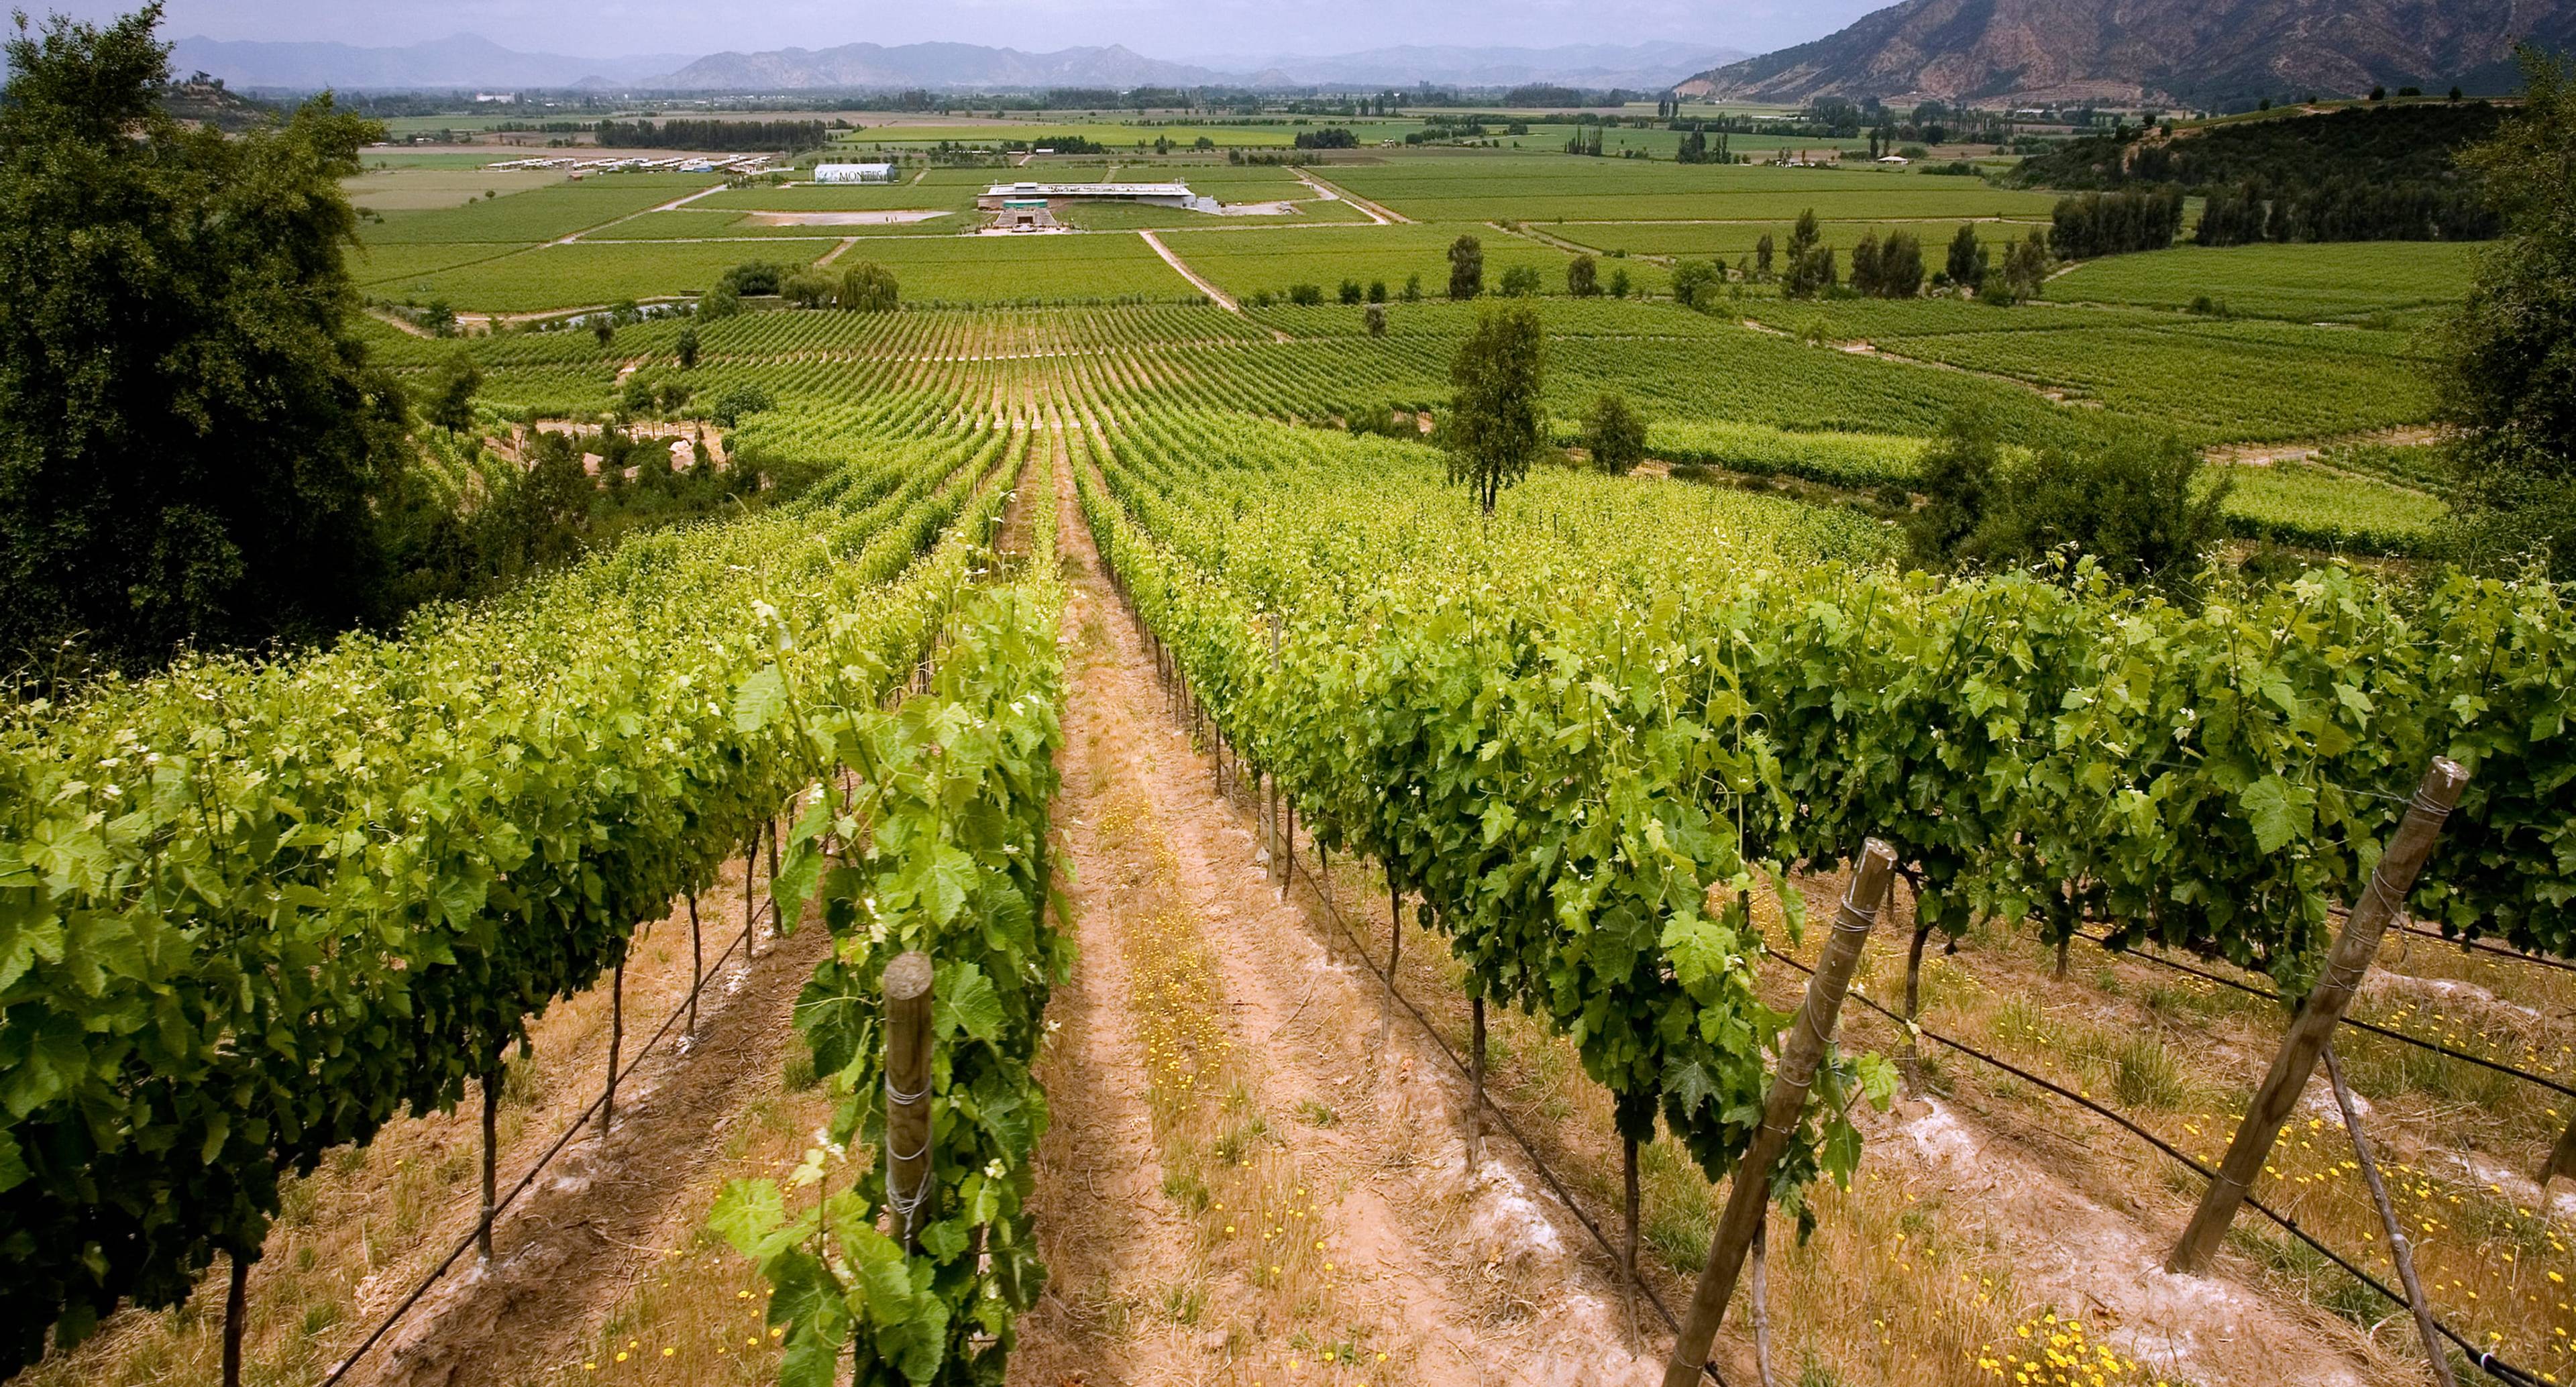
[1678,0,2576,108]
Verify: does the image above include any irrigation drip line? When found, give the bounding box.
[317,918,754,1387]
[1766,951,2546,1387]
[1112,578,1727,1382]
[1280,833,1730,1387]
[2069,929,2576,1101]
[2396,921,2576,977]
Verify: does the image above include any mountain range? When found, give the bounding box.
[1680,0,2576,108]
[172,34,1738,94]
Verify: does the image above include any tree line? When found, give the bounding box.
[591,118,832,152]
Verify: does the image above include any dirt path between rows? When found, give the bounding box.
[1010,459,1659,1385]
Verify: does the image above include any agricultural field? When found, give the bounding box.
[1323,154,2068,223]
[2047,241,2486,321]
[34,131,2572,1387]
[342,166,566,209]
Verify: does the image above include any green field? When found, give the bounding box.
[1053,199,1372,230]
[693,176,983,212]
[828,119,1426,149]
[377,239,835,312]
[2045,241,2485,321]
[1323,155,2067,223]
[344,166,568,211]
[362,174,718,245]
[828,233,1196,304]
[1554,216,2051,260]
[1158,223,1669,300]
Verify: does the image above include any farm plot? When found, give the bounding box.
[1053,197,1373,229]
[590,208,959,239]
[350,241,533,292]
[1553,217,2051,261]
[341,165,566,211]
[380,240,833,313]
[692,174,985,213]
[2047,241,2483,321]
[1323,154,2064,224]
[822,233,1198,304]
[1156,223,1667,301]
[360,174,719,245]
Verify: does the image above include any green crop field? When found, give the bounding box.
[377,239,835,312]
[361,174,719,246]
[580,209,910,240]
[1323,155,2066,223]
[343,167,570,211]
[2046,241,2484,321]
[692,177,983,212]
[828,119,1426,148]
[828,232,1197,304]
[1553,216,2051,260]
[1053,199,1371,229]
[1157,223,1669,300]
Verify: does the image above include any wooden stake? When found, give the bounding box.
[601,960,623,1138]
[478,1064,500,1264]
[2539,1114,2576,1189]
[2167,757,2468,1274]
[1749,1217,1780,1387]
[884,950,936,1250]
[1468,993,1487,1167]
[1661,838,1896,1387]
[1623,1134,1640,1277]
[222,1253,249,1387]
[686,893,702,1038]
[2324,1044,2457,1387]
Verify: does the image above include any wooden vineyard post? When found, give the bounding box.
[1661,839,1896,1387]
[686,894,702,1038]
[743,834,759,962]
[884,951,936,1250]
[1623,1135,1640,1278]
[2166,756,2468,1274]
[1468,992,1487,1167]
[2324,1044,2457,1387]
[2540,1117,2576,1189]
[221,1253,250,1387]
[478,1063,501,1263]
[600,959,624,1138]
[765,816,782,932]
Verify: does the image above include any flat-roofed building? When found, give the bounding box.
[976,180,1218,213]
[814,162,898,184]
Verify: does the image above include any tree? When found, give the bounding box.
[1584,391,1647,475]
[1904,410,2002,567]
[1850,231,1883,296]
[699,280,741,319]
[839,260,898,311]
[710,384,774,428]
[1443,304,1544,514]
[2441,46,2576,576]
[1339,278,1364,304]
[1754,231,1775,279]
[1364,302,1387,337]
[1367,278,1387,303]
[781,268,836,308]
[1877,231,1925,297]
[423,350,482,434]
[676,324,700,369]
[1945,225,1983,291]
[1567,253,1599,297]
[1607,265,1632,298]
[2004,229,2049,300]
[1448,233,1485,300]
[0,4,410,677]
[1499,263,1543,297]
[1403,272,1423,302]
[1670,259,1720,309]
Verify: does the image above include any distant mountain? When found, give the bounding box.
[1678,0,2576,108]
[649,42,1225,92]
[1178,43,1747,91]
[169,34,691,91]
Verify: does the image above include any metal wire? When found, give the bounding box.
[1767,950,2545,1387]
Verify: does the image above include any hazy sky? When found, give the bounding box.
[43,0,1882,60]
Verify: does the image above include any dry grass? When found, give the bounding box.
[1089,791,1406,1380]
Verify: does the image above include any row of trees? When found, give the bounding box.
[2196,177,2504,245]
[591,119,830,152]
[700,259,899,317]
[2049,188,2186,259]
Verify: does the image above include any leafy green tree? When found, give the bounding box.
[1443,304,1544,513]
[711,383,775,428]
[1566,254,1599,296]
[2442,46,2576,576]
[676,323,700,369]
[1364,302,1387,337]
[1498,263,1542,297]
[1339,278,1364,304]
[1903,410,2003,567]
[1367,278,1387,303]
[1607,265,1632,298]
[839,260,899,311]
[1754,231,1775,278]
[1448,233,1485,300]
[1584,391,1648,475]
[1670,258,1720,309]
[423,349,482,435]
[0,4,409,676]
[699,279,742,319]
[1403,271,1423,302]
[781,268,836,308]
[1946,223,1984,290]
